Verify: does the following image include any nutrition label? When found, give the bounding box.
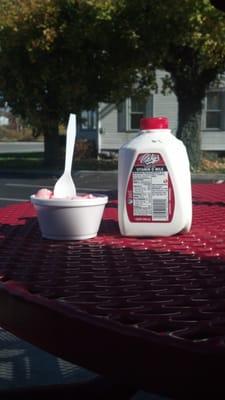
[126,153,174,223]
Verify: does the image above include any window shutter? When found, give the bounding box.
[117,101,126,132]
[221,91,225,130]
[145,95,153,117]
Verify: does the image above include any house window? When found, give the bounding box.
[205,91,222,129]
[118,96,152,132]
[129,97,146,130]
[80,110,97,130]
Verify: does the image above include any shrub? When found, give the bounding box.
[74,139,97,159]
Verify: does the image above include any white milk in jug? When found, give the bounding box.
[118,116,192,236]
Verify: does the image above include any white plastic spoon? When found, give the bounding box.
[53,113,77,198]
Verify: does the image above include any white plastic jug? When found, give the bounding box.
[118,116,192,237]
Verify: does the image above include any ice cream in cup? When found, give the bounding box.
[30,189,108,240]
[30,114,108,240]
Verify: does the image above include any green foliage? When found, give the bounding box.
[0,0,156,165]
[117,0,225,167]
[0,152,118,171]
[0,0,155,126]
[1,1,225,168]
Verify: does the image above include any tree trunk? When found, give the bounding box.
[43,117,62,168]
[164,47,218,170]
[176,95,202,169]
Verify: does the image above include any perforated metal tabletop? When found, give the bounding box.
[0,183,225,398]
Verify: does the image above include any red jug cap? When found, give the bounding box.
[140,117,169,130]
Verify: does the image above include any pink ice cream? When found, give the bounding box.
[35,188,95,200]
[35,188,53,199]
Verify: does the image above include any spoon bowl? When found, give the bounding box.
[54,114,76,198]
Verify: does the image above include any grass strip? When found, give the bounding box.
[0,153,118,171]
[1,152,225,173]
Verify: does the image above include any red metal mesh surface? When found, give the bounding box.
[0,183,225,350]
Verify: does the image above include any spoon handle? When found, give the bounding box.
[65,114,76,174]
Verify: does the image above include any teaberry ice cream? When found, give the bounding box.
[35,188,95,200]
[31,186,108,240]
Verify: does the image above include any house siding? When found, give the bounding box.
[99,103,118,134]
[152,70,178,134]
[99,70,180,151]
[201,131,225,151]
[78,70,225,153]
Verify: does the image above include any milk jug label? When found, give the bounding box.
[126,153,175,222]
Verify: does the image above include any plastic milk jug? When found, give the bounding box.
[118,117,192,236]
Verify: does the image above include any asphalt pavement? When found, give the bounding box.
[1,168,225,208]
[0,170,118,207]
[1,141,225,207]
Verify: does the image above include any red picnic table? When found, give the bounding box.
[0,183,225,398]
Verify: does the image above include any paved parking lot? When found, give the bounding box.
[1,168,225,208]
[0,170,118,207]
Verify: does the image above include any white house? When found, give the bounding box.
[0,115,9,126]
[77,70,225,154]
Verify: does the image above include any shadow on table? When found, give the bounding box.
[0,328,168,399]
[0,326,97,390]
